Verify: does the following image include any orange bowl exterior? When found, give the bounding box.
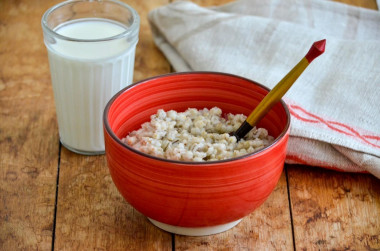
[103,72,290,227]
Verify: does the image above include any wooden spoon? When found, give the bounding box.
[233,39,326,141]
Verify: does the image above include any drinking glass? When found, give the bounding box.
[42,0,140,155]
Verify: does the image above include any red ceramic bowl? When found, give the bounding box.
[103,72,290,235]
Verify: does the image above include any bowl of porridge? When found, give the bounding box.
[103,72,290,236]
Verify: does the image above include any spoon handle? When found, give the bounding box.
[234,39,326,141]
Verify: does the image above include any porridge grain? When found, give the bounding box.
[122,107,274,161]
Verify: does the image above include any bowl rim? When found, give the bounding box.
[103,71,291,165]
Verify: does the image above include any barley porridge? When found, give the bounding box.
[122,107,274,161]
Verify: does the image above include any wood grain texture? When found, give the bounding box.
[0,1,59,250]
[133,1,172,81]
[52,1,172,250]
[190,0,235,7]
[288,166,380,250]
[54,149,172,251]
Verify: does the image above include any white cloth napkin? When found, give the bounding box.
[148,0,380,178]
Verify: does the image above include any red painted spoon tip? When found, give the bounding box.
[305,39,326,63]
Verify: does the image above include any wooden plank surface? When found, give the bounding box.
[288,166,380,250]
[54,150,172,250]
[0,0,379,250]
[0,1,60,250]
[52,0,172,250]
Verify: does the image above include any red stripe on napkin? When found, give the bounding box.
[289,105,380,149]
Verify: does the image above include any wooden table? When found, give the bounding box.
[1,0,379,250]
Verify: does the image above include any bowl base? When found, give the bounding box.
[148,218,242,236]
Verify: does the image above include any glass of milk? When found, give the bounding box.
[42,0,139,155]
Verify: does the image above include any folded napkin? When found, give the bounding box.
[148,0,380,178]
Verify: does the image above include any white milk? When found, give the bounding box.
[46,18,136,154]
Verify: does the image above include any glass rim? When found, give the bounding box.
[41,0,140,43]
